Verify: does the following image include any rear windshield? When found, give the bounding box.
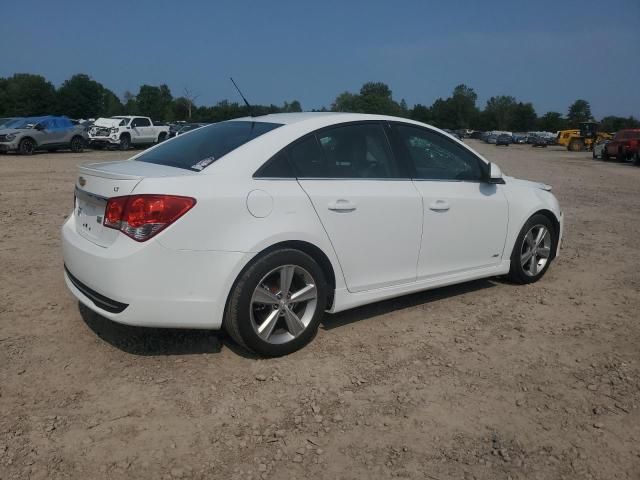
[136,121,282,171]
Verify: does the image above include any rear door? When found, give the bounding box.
[293,122,423,293]
[390,123,509,279]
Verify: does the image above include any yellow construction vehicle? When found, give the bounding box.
[556,129,580,147]
[562,122,612,152]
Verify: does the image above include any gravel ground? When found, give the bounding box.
[1,141,639,480]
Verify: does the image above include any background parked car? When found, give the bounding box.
[496,134,511,146]
[604,129,640,161]
[88,116,170,150]
[0,116,87,155]
[486,134,498,144]
[531,135,550,148]
[169,123,207,138]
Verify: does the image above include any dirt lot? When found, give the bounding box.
[1,140,639,480]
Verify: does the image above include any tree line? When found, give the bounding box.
[0,73,638,133]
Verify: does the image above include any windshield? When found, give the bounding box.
[136,121,282,171]
[6,118,37,129]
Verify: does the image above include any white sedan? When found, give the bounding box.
[62,113,563,356]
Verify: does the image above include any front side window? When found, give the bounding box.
[393,124,484,181]
[136,120,282,171]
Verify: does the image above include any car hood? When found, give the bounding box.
[93,118,124,128]
[0,128,23,135]
[505,176,552,191]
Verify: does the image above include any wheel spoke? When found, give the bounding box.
[538,246,551,258]
[530,257,538,275]
[279,265,295,296]
[283,306,305,337]
[290,284,317,303]
[521,249,534,265]
[257,309,280,340]
[252,286,280,305]
[535,228,547,247]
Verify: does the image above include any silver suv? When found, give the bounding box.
[0,116,88,155]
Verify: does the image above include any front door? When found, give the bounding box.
[391,123,509,279]
[291,122,423,293]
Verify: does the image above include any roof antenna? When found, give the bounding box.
[230,77,255,117]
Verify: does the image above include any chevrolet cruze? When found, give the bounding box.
[62,113,563,356]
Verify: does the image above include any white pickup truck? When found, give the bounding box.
[88,116,170,150]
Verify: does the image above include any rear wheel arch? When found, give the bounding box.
[225,240,337,316]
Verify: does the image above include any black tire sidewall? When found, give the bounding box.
[509,214,556,284]
[119,136,130,150]
[71,136,84,153]
[19,138,35,155]
[228,249,328,356]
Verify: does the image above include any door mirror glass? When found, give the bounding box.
[487,162,505,184]
[35,123,45,131]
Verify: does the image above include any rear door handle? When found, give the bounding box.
[429,200,450,211]
[328,199,357,212]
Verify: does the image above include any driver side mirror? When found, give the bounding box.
[35,123,45,131]
[486,162,505,184]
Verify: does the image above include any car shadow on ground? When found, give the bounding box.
[79,278,500,357]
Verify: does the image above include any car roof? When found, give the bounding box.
[234,111,417,126]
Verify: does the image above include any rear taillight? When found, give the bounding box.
[104,194,196,242]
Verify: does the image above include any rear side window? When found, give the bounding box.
[315,124,400,178]
[137,121,282,171]
[393,124,484,181]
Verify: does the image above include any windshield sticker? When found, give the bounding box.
[192,156,215,171]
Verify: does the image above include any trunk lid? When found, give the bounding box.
[74,160,196,247]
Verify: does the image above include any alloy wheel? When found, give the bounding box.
[250,265,318,344]
[520,224,552,277]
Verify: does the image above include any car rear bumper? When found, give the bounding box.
[61,214,249,329]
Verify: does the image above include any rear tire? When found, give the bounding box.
[507,214,556,285]
[157,132,167,143]
[18,138,35,155]
[224,249,328,357]
[70,136,84,153]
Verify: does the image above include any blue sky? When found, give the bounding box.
[3,0,639,118]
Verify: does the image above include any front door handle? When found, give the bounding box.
[328,199,357,212]
[429,200,450,211]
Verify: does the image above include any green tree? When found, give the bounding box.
[57,74,105,118]
[101,88,124,117]
[483,96,518,130]
[537,112,567,132]
[511,102,537,132]
[599,115,640,133]
[135,84,173,120]
[0,73,56,116]
[331,91,361,112]
[282,100,302,112]
[567,99,592,127]
[172,97,191,121]
[410,104,431,123]
[331,82,402,115]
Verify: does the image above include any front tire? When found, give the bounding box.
[508,214,556,285]
[119,135,130,151]
[224,249,328,356]
[18,138,36,155]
